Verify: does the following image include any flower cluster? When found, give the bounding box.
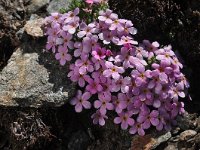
[44,0,189,136]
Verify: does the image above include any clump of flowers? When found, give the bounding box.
[44,0,189,136]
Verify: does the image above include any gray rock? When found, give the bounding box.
[47,0,72,14]
[47,0,82,14]
[180,130,197,141]
[164,144,178,150]
[27,0,50,14]
[152,131,172,149]
[176,112,196,130]
[24,16,44,37]
[0,39,76,108]
[130,131,171,150]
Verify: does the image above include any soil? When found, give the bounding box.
[0,0,200,150]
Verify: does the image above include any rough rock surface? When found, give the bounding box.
[24,16,44,37]
[0,38,76,107]
[47,0,73,14]
[27,0,50,14]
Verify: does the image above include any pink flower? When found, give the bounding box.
[100,78,112,96]
[111,76,131,93]
[94,93,114,114]
[169,84,185,101]
[46,36,56,53]
[131,69,151,87]
[129,122,145,136]
[137,109,160,129]
[82,35,99,53]
[64,8,79,23]
[171,101,185,118]
[70,90,91,112]
[115,46,135,69]
[98,9,118,24]
[63,17,79,34]
[56,31,74,49]
[55,46,72,65]
[86,77,103,94]
[91,110,108,126]
[118,36,138,45]
[112,94,127,113]
[85,0,94,4]
[109,19,124,32]
[92,46,106,60]
[103,61,124,80]
[67,64,91,87]
[77,22,97,38]
[75,55,94,74]
[114,111,135,130]
[74,42,84,57]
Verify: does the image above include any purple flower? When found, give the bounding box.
[156,48,175,65]
[151,62,170,83]
[86,77,103,94]
[94,93,114,114]
[46,27,60,38]
[130,79,140,95]
[91,110,108,126]
[148,70,166,91]
[139,87,153,100]
[169,84,185,101]
[129,122,145,136]
[98,9,118,24]
[135,46,148,59]
[44,7,189,136]
[171,56,183,69]
[91,57,105,70]
[82,35,99,53]
[70,90,91,112]
[55,46,72,65]
[103,61,124,80]
[109,19,124,32]
[46,36,56,53]
[156,115,166,131]
[118,36,138,45]
[137,109,160,129]
[74,42,84,57]
[142,40,159,52]
[64,8,79,23]
[114,111,135,130]
[171,101,185,118]
[75,55,94,74]
[115,46,135,68]
[63,17,79,34]
[45,12,62,24]
[56,31,74,49]
[67,65,90,87]
[99,30,117,44]
[112,94,127,113]
[133,96,153,109]
[131,69,151,86]
[100,78,112,96]
[123,20,137,35]
[111,76,131,93]
[177,73,190,89]
[92,46,106,60]
[77,22,97,38]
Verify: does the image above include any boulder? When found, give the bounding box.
[0,37,76,108]
[27,0,50,14]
